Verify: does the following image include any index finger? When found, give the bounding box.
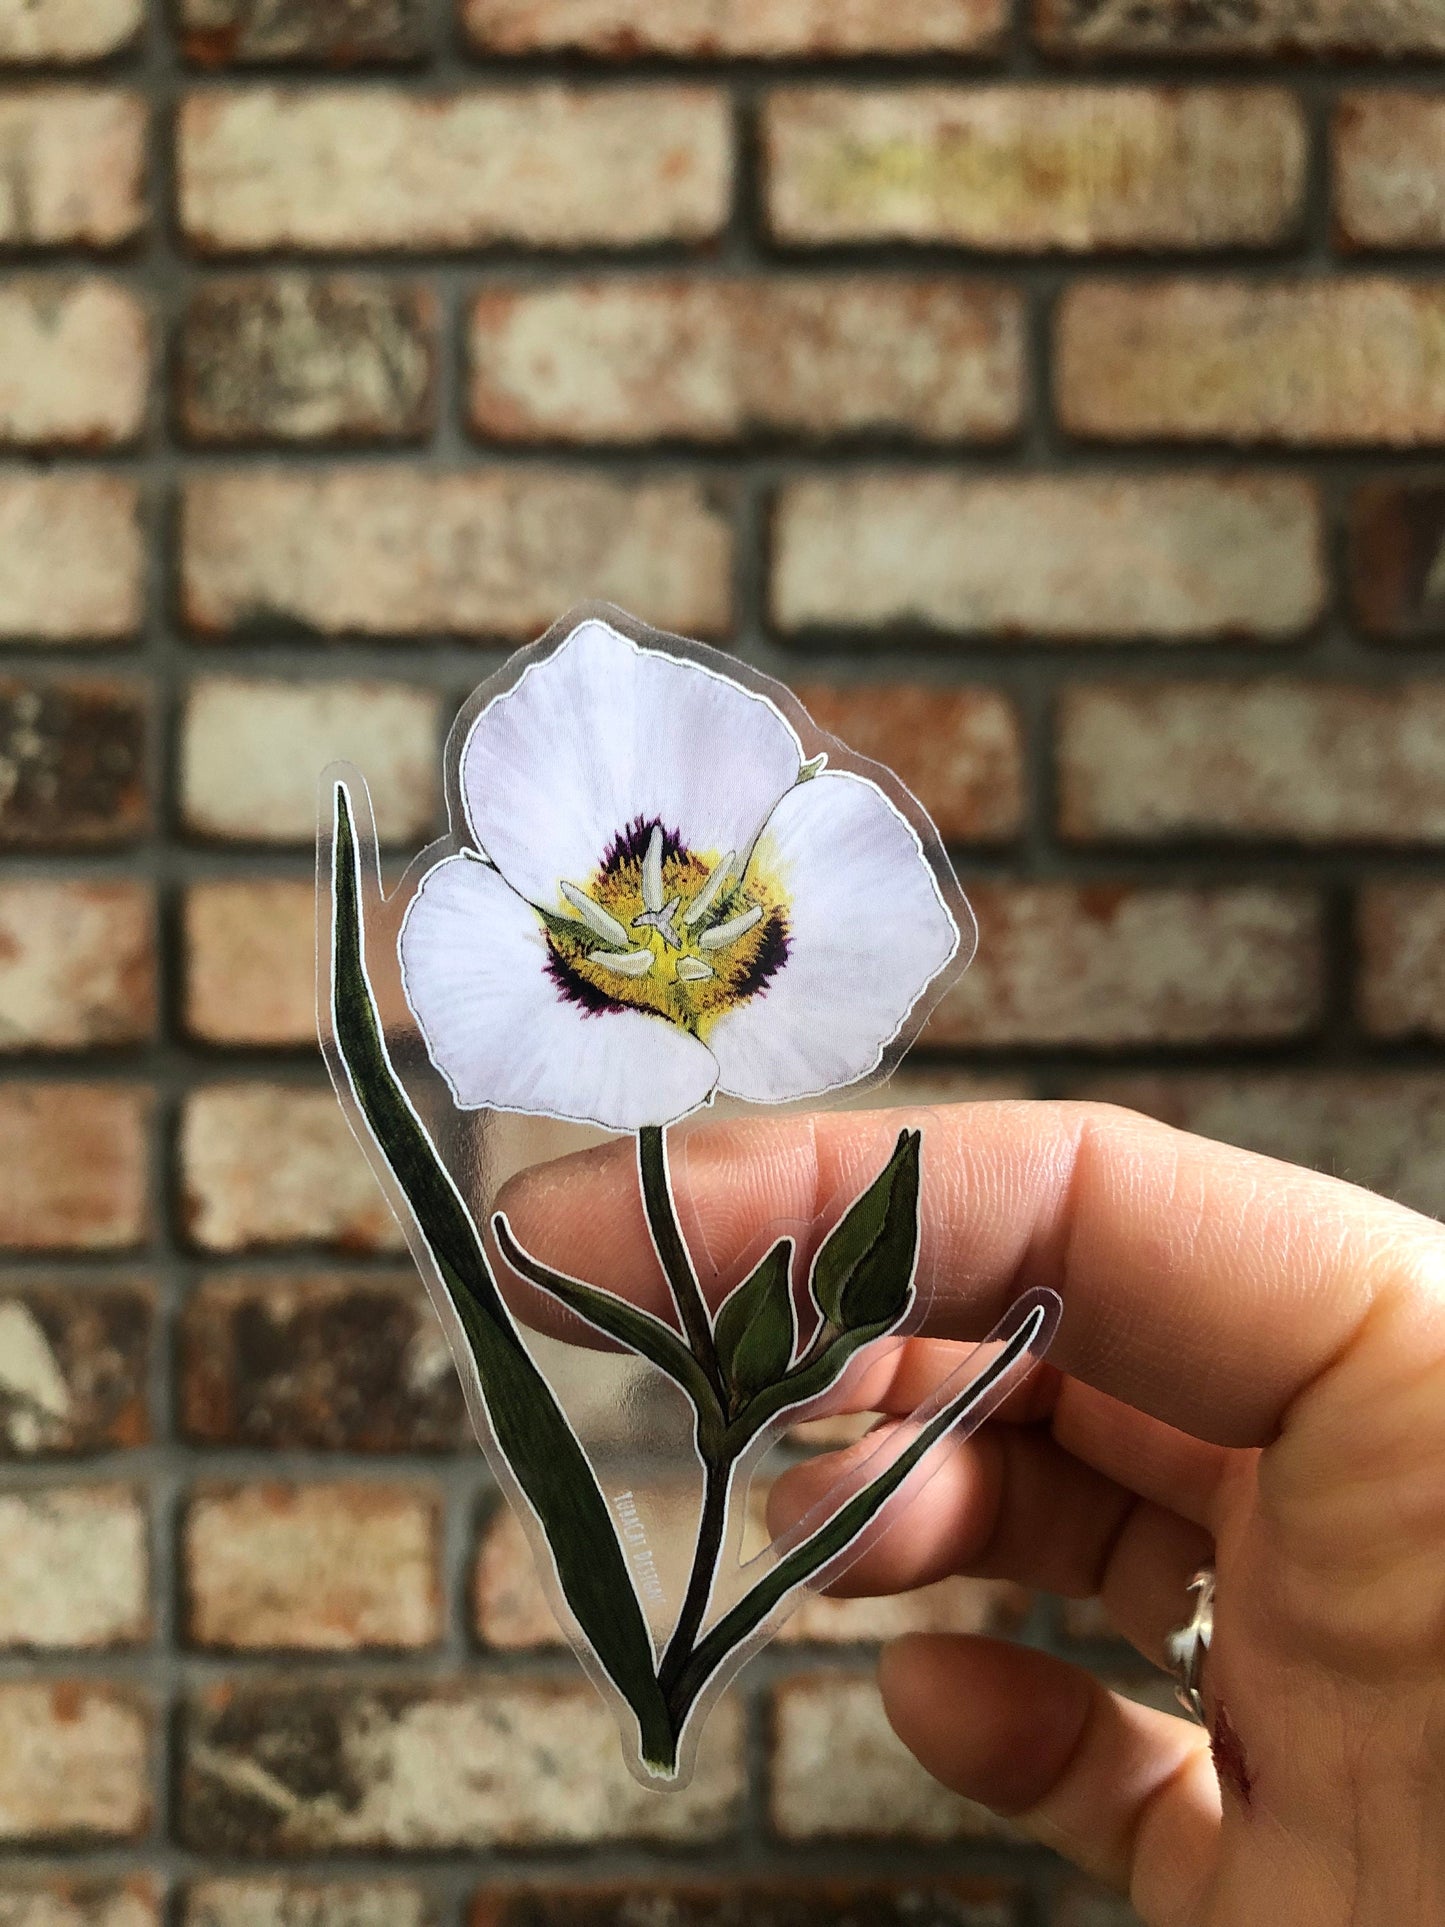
[494,1099,1445,1446]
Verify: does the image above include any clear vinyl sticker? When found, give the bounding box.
[318,605,1059,1788]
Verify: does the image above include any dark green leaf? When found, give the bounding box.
[492,1210,720,1427]
[809,1130,920,1333]
[328,782,674,1774]
[722,1315,890,1454]
[667,1298,1050,1728]
[713,1239,795,1404]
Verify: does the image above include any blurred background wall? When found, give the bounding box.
[3,2,1445,1923]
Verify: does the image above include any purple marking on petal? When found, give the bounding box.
[543,939,632,1018]
[600,815,689,877]
[731,908,790,1001]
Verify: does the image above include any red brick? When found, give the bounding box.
[182,470,733,640]
[184,1482,441,1650]
[465,0,1006,55]
[0,1881,157,1927]
[769,1674,1004,1841]
[792,682,1022,842]
[0,679,148,847]
[183,1884,436,1927]
[0,1486,148,1648]
[0,1,141,61]
[928,882,1321,1048]
[0,881,153,1050]
[0,1280,153,1456]
[1335,93,1445,250]
[179,277,436,444]
[0,1683,150,1842]
[179,1270,468,1452]
[0,1084,149,1251]
[178,87,730,252]
[1349,479,1445,642]
[181,1681,743,1849]
[1059,682,1445,844]
[180,677,439,845]
[179,1083,404,1254]
[1357,884,1445,1040]
[183,880,315,1047]
[470,1884,1020,1927]
[1057,279,1445,446]
[468,278,1022,445]
[772,475,1322,640]
[764,86,1304,250]
[0,281,146,448]
[0,91,145,246]
[0,477,142,643]
[180,0,428,63]
[1033,0,1445,56]
[1078,1073,1445,1221]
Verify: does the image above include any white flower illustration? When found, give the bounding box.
[398,618,961,1133]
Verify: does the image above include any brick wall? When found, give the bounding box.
[3,2,1445,1922]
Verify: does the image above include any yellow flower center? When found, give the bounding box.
[543,819,790,1039]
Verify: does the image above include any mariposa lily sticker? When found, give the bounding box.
[320,607,1058,1788]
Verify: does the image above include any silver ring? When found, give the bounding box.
[1165,1565,1214,1724]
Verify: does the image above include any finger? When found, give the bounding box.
[496,1100,1442,1445]
[770,1422,1213,1665]
[880,1633,1219,1918]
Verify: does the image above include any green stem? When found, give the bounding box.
[638,1124,723,1398]
[657,1451,731,1708]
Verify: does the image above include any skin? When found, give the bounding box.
[497,1100,1445,1927]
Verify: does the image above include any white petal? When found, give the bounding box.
[708,771,960,1106]
[459,619,802,906]
[398,855,718,1132]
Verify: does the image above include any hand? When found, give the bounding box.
[501,1100,1445,1926]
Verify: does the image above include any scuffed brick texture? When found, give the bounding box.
[0,1282,152,1457]
[0,881,154,1049]
[1357,884,1445,1040]
[772,475,1322,639]
[179,0,428,64]
[1059,683,1445,843]
[0,1487,148,1648]
[469,1884,1020,1927]
[0,0,141,61]
[0,1881,157,1927]
[180,278,435,443]
[1081,1074,1445,1221]
[180,1682,743,1849]
[927,883,1321,1047]
[1335,94,1445,250]
[770,1675,1004,1841]
[0,92,145,246]
[794,682,1022,842]
[1057,280,1445,446]
[0,1684,150,1842]
[178,88,731,252]
[466,0,1007,55]
[179,1084,404,1252]
[182,471,732,639]
[183,1482,440,1649]
[764,87,1304,250]
[1349,479,1445,642]
[0,679,147,846]
[468,280,1023,444]
[0,1085,149,1251]
[0,282,147,448]
[1033,0,1445,56]
[183,880,315,1046]
[0,478,142,642]
[184,1882,435,1927]
[179,1272,466,1452]
[181,677,438,843]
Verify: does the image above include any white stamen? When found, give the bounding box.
[675,956,714,982]
[682,851,735,927]
[633,896,683,950]
[560,882,630,949]
[587,947,654,978]
[698,904,764,951]
[641,825,665,914]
